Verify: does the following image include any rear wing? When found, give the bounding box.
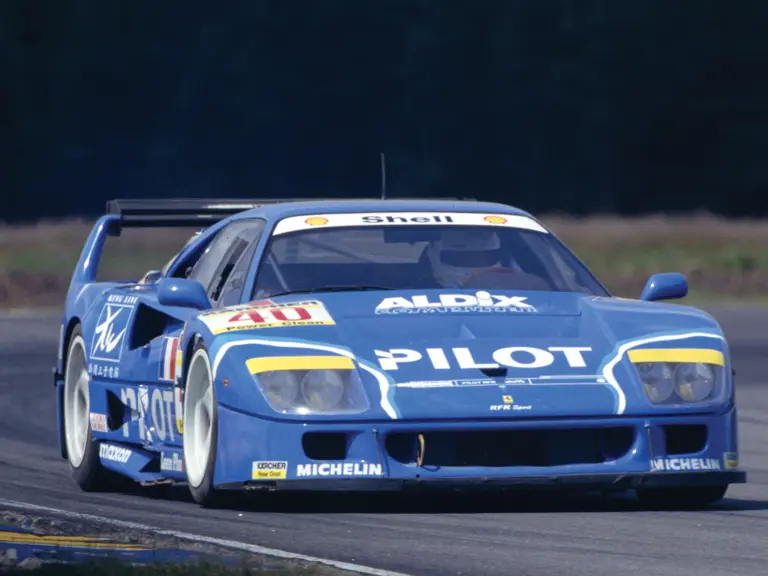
[107,197,476,230]
[72,198,284,286]
[108,198,324,230]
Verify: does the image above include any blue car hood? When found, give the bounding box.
[207,290,727,420]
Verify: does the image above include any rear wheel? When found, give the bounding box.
[63,324,108,491]
[183,341,222,507]
[636,485,728,510]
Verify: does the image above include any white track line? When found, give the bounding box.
[0,498,411,576]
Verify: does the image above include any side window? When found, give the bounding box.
[165,231,203,278]
[217,237,262,308]
[187,219,265,303]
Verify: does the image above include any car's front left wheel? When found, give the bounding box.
[63,324,109,491]
[183,341,222,507]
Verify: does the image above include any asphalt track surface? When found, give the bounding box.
[2,308,768,576]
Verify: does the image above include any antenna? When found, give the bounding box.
[380,152,387,199]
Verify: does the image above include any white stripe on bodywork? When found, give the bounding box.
[602,331,726,415]
[213,339,398,419]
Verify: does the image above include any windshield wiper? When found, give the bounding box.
[267,285,396,298]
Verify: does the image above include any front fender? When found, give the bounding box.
[181,317,397,422]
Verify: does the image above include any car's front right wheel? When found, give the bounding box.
[635,485,728,510]
[183,341,222,507]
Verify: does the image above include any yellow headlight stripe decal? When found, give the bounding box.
[627,348,725,366]
[247,355,355,374]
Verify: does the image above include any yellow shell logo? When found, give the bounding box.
[305,217,328,226]
[484,215,507,224]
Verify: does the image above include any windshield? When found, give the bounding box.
[252,221,608,299]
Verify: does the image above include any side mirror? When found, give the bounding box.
[640,273,688,302]
[157,278,211,310]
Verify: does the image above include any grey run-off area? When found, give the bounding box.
[1,306,767,576]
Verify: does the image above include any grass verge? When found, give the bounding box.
[1,214,767,308]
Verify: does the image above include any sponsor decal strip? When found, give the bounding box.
[99,443,132,464]
[395,375,606,389]
[490,394,532,411]
[160,337,179,381]
[296,462,382,477]
[174,386,184,435]
[89,363,120,379]
[119,386,177,442]
[246,355,355,374]
[161,452,184,473]
[375,346,592,371]
[602,331,726,415]
[627,348,725,366]
[375,292,536,314]
[273,212,549,236]
[89,413,108,432]
[200,301,335,335]
[650,457,721,472]
[91,301,135,363]
[724,452,739,469]
[252,461,288,479]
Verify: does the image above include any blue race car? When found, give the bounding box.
[54,198,745,508]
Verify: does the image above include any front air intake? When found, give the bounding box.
[386,427,635,468]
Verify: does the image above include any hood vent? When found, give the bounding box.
[481,366,507,378]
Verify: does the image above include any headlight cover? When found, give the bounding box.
[636,362,675,403]
[633,361,724,405]
[253,366,370,415]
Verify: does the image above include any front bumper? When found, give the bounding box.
[213,403,745,491]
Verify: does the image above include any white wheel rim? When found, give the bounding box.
[64,335,90,468]
[184,348,215,488]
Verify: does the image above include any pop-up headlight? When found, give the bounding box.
[629,348,726,406]
[247,356,370,415]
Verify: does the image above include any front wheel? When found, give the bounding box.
[63,324,108,491]
[635,485,728,510]
[183,341,222,507]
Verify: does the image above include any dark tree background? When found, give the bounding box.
[3,0,768,222]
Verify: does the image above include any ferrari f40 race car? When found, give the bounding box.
[54,198,746,507]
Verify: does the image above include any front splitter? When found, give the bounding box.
[220,470,746,493]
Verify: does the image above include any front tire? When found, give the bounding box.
[636,485,728,510]
[183,341,222,507]
[63,324,108,491]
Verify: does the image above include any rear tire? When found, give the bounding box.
[636,485,728,510]
[63,324,109,491]
[183,341,223,507]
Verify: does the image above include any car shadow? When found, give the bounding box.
[126,484,768,515]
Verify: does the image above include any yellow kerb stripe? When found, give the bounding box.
[246,355,355,374]
[0,532,149,550]
[627,348,725,366]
